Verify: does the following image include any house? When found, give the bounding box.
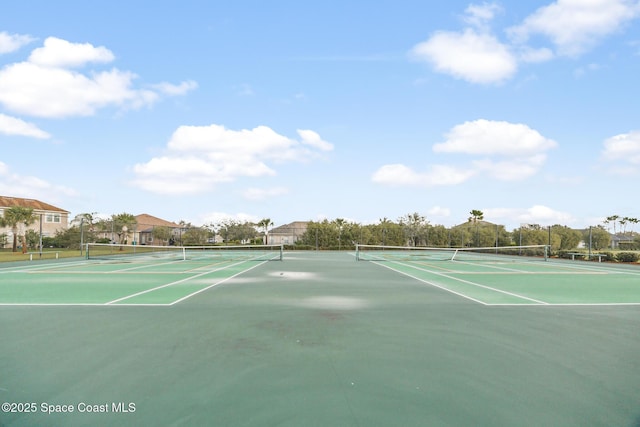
[267,221,308,245]
[133,214,183,246]
[0,196,69,248]
[611,233,636,249]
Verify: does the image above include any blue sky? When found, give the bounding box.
[1,0,639,231]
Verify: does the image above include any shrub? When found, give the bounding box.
[600,252,616,262]
[616,252,639,263]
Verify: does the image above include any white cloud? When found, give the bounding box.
[242,187,289,201]
[412,1,640,84]
[485,205,575,227]
[153,80,198,96]
[0,161,78,200]
[0,62,153,118]
[508,0,640,57]
[371,163,476,187]
[435,119,557,156]
[517,46,555,63]
[0,32,35,54]
[164,124,332,162]
[410,29,517,84]
[132,124,333,195]
[602,130,640,161]
[0,113,50,139]
[198,211,260,226]
[297,129,334,151]
[436,119,555,181]
[0,36,195,119]
[463,3,503,31]
[473,155,547,181]
[28,37,114,68]
[601,131,640,173]
[427,206,451,218]
[373,119,556,187]
[518,205,574,225]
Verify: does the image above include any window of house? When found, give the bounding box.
[45,214,61,223]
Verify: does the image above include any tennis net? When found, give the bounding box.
[355,244,549,262]
[86,243,284,262]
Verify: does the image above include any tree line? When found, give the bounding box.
[295,214,610,252]
[3,207,639,254]
[22,213,272,251]
[296,212,640,253]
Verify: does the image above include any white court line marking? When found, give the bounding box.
[445,260,608,275]
[0,259,92,274]
[376,260,549,305]
[105,260,263,305]
[6,257,233,275]
[483,302,640,307]
[0,303,173,306]
[168,261,268,305]
[368,259,640,306]
[449,260,533,274]
[103,258,232,274]
[371,261,488,305]
[105,259,187,273]
[543,260,640,276]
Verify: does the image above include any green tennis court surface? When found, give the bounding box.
[367,254,640,306]
[0,257,269,305]
[1,251,639,426]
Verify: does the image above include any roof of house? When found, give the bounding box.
[0,195,68,213]
[135,214,181,232]
[270,221,309,235]
[611,233,636,242]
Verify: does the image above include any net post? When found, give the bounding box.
[544,245,549,261]
[182,246,187,261]
[355,244,360,261]
[451,248,459,261]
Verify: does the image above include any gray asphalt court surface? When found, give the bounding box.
[1,251,639,426]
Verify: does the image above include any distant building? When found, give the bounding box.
[0,196,69,248]
[133,214,183,245]
[611,233,635,249]
[267,221,308,245]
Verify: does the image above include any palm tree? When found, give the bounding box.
[111,213,137,245]
[621,217,629,235]
[256,218,274,245]
[1,206,37,253]
[0,216,5,248]
[606,215,620,235]
[468,209,484,247]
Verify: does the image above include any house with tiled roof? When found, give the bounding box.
[0,196,69,248]
[134,213,183,245]
[267,221,308,245]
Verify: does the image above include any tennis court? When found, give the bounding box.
[356,244,640,306]
[1,249,639,426]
